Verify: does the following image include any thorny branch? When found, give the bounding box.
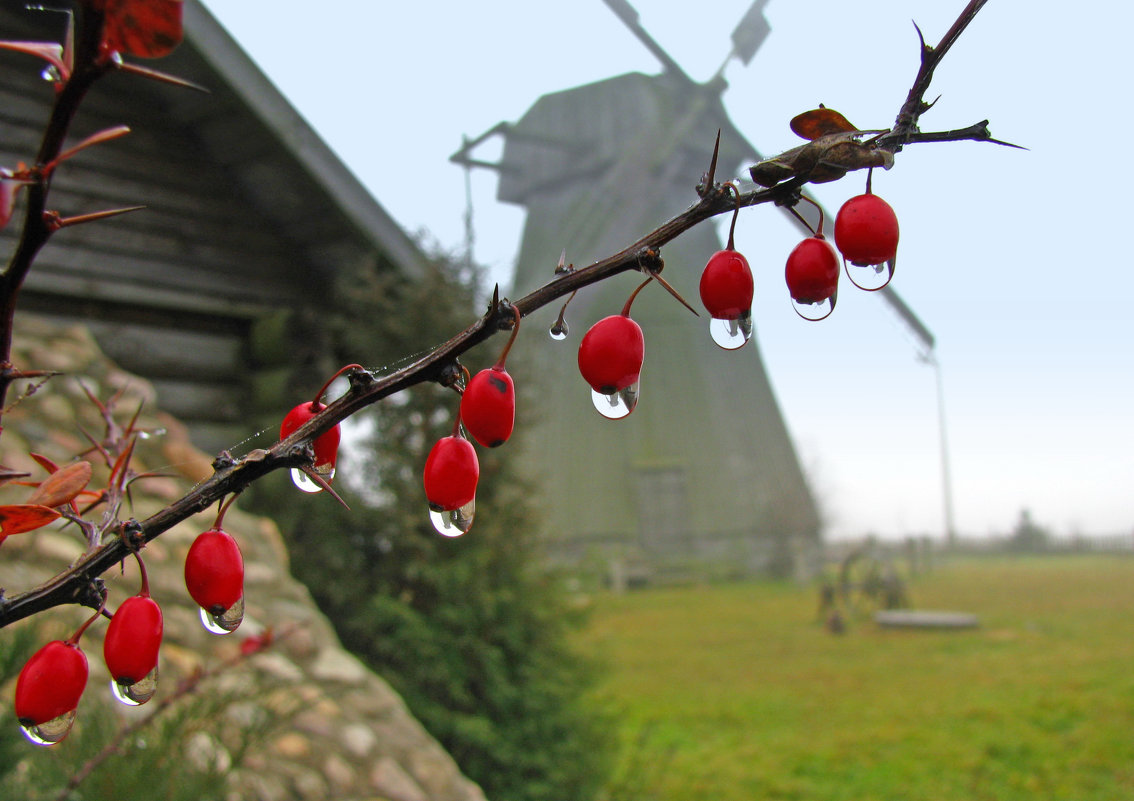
[0,5,111,402]
[880,0,990,151]
[0,1,1009,628]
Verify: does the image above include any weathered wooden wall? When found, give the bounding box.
[1,3,422,452]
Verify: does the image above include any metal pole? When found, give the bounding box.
[923,352,957,546]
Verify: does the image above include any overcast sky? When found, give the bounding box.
[199,1,1132,542]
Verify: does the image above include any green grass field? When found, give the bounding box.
[577,555,1134,801]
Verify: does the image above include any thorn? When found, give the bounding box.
[44,205,146,231]
[913,20,933,60]
[300,467,350,509]
[0,40,68,79]
[0,465,31,487]
[125,399,145,435]
[113,59,210,93]
[988,138,1027,150]
[637,251,699,318]
[652,272,700,317]
[45,125,131,173]
[699,129,722,197]
[554,248,571,274]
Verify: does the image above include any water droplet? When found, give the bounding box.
[844,258,894,291]
[709,311,753,350]
[137,427,166,441]
[549,321,569,341]
[40,65,60,83]
[19,709,76,746]
[591,382,638,419]
[290,466,335,493]
[199,596,244,635]
[110,666,158,706]
[430,499,475,537]
[791,295,836,322]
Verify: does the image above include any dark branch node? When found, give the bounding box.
[346,366,377,390]
[120,518,144,551]
[282,442,313,464]
[635,247,664,275]
[211,451,237,471]
[77,577,106,612]
[437,361,464,389]
[492,300,518,331]
[772,185,804,208]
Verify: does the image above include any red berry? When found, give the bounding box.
[785,236,840,305]
[577,314,644,394]
[15,640,88,727]
[699,249,754,320]
[460,367,515,448]
[423,435,479,511]
[184,528,244,615]
[103,594,163,686]
[834,193,899,266]
[280,401,341,475]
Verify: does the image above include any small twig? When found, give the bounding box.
[883,0,990,150]
[0,369,61,415]
[903,120,1025,149]
[0,4,112,414]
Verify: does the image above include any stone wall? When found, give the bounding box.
[0,316,487,801]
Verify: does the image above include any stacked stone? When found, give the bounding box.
[0,316,486,801]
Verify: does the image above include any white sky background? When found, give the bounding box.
[200,1,1132,541]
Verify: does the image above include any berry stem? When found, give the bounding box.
[798,194,827,238]
[724,182,741,251]
[554,290,578,331]
[134,550,151,598]
[212,493,240,531]
[620,277,654,317]
[492,305,522,369]
[785,204,817,238]
[312,364,365,406]
[66,589,106,645]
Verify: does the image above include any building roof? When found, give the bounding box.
[0,1,425,448]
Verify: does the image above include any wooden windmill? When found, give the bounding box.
[453,2,841,580]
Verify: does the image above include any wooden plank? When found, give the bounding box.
[148,377,243,423]
[85,321,245,382]
[24,242,309,304]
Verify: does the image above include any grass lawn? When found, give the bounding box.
[577,554,1134,801]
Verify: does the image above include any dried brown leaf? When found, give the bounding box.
[790,107,858,140]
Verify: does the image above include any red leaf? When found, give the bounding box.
[0,504,61,541]
[102,0,184,59]
[29,453,61,474]
[790,107,859,141]
[25,461,92,509]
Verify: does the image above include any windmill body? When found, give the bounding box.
[491,71,822,580]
